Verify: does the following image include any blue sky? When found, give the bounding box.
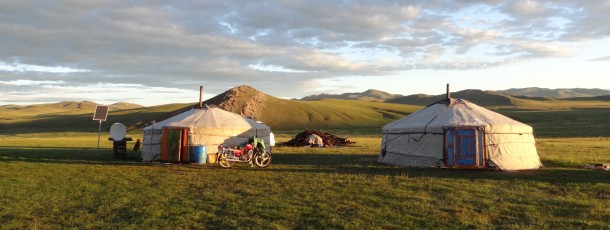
[1,0,609,106]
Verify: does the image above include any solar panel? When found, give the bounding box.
[93,105,109,121]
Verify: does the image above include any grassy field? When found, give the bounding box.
[0,99,422,134]
[500,109,610,137]
[0,133,608,229]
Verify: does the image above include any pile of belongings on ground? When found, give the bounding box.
[584,163,609,170]
[282,130,355,147]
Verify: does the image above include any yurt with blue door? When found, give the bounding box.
[379,98,542,170]
[141,107,271,162]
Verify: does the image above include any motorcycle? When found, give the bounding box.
[216,136,271,168]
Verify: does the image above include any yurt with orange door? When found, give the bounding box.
[141,107,271,162]
[379,98,542,170]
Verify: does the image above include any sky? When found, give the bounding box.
[1,0,609,106]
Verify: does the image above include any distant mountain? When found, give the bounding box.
[109,102,145,110]
[4,85,610,134]
[300,89,402,102]
[499,87,610,98]
[0,101,143,113]
[386,89,520,106]
[55,101,99,110]
[0,101,147,133]
[300,87,610,103]
[0,85,420,133]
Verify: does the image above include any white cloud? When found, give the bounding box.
[589,56,610,61]
[248,64,311,73]
[0,0,609,104]
[0,81,210,106]
[0,80,65,86]
[0,62,90,73]
[512,41,572,57]
[400,6,420,19]
[509,0,547,16]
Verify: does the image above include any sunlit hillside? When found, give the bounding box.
[2,85,610,136]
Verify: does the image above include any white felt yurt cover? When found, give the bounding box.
[141,108,270,161]
[379,98,542,170]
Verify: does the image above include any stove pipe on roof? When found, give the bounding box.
[199,86,203,109]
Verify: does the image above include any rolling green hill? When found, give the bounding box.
[0,101,143,119]
[0,101,144,125]
[0,86,421,134]
[300,89,402,102]
[386,89,520,106]
[3,85,610,136]
[499,87,610,98]
[300,87,610,102]
[559,95,610,101]
[205,85,421,130]
[386,89,610,110]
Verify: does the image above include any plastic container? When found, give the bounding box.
[189,145,207,164]
[207,152,217,164]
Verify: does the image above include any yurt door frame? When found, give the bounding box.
[161,127,190,162]
[444,126,486,169]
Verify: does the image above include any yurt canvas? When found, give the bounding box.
[379,98,542,170]
[141,107,271,161]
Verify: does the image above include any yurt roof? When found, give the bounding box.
[143,108,269,130]
[383,98,532,134]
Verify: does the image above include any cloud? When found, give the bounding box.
[0,80,203,105]
[589,56,610,61]
[0,80,66,86]
[0,0,609,104]
[0,62,89,73]
[512,41,572,58]
[506,0,548,17]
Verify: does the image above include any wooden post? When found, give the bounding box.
[199,86,203,109]
[446,83,450,99]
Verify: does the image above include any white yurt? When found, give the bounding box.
[379,98,542,170]
[141,107,271,161]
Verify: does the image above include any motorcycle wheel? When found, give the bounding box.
[218,156,234,168]
[253,152,271,168]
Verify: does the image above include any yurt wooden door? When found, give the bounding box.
[445,127,486,169]
[161,127,190,162]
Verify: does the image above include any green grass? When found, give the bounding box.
[4,97,610,137]
[0,133,608,229]
[0,98,421,134]
[501,109,610,137]
[0,103,192,134]
[259,98,421,130]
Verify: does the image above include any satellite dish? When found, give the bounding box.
[110,123,127,140]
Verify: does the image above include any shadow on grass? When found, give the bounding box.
[252,153,610,184]
[253,164,610,185]
[0,145,116,150]
[2,147,608,184]
[0,146,146,166]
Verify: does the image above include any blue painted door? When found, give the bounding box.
[445,127,485,168]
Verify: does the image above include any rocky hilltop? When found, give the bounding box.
[205,85,269,119]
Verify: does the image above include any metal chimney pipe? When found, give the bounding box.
[199,86,203,109]
[446,83,450,99]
